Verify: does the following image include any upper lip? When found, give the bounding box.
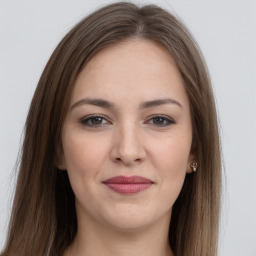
[103,175,154,184]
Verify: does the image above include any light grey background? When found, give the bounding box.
[0,0,255,255]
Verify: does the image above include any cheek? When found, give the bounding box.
[151,132,191,171]
[149,133,191,196]
[63,131,106,168]
[61,132,108,192]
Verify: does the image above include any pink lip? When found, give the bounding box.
[103,175,154,194]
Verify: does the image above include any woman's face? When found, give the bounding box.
[60,39,194,231]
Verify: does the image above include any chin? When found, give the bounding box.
[101,206,165,232]
[106,218,153,233]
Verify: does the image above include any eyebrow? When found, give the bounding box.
[139,98,182,109]
[70,97,182,111]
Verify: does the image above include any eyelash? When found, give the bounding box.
[147,115,175,127]
[80,115,175,128]
[80,115,109,127]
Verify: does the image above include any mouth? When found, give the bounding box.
[102,175,154,194]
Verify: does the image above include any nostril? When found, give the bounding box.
[115,157,141,163]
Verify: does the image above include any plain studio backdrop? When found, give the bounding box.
[0,0,255,255]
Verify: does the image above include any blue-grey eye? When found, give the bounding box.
[81,116,108,127]
[149,116,174,126]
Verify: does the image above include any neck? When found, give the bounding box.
[64,210,174,256]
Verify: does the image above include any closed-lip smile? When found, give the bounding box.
[103,175,154,194]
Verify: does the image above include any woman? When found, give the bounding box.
[1,2,222,256]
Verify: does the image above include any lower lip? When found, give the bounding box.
[104,183,152,194]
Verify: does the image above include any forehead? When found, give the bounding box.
[87,38,176,69]
[79,39,177,82]
[71,39,188,107]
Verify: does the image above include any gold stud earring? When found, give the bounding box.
[190,162,198,172]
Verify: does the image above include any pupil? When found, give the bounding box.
[92,117,102,125]
[154,117,164,125]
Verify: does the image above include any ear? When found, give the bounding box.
[186,153,197,174]
[57,154,67,171]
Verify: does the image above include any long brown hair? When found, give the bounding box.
[1,2,222,256]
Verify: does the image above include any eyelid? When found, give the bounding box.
[145,115,175,126]
[80,114,175,128]
[80,114,111,127]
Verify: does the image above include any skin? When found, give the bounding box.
[60,39,195,256]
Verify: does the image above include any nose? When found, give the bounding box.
[110,124,146,166]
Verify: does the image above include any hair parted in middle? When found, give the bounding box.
[1,2,221,256]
